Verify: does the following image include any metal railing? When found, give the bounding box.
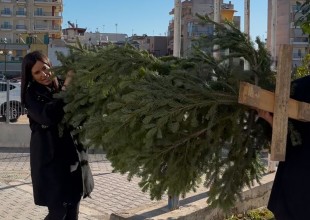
[0,24,13,30]
[16,11,26,16]
[0,80,26,123]
[16,24,27,30]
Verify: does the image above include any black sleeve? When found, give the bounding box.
[25,92,65,126]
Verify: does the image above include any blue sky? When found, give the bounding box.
[63,0,268,40]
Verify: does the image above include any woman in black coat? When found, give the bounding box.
[259,75,310,220]
[21,51,84,220]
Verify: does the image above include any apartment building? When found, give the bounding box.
[267,0,308,67]
[168,0,240,57]
[126,35,168,57]
[62,21,128,47]
[0,0,62,77]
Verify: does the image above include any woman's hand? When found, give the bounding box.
[62,70,74,91]
[257,109,273,127]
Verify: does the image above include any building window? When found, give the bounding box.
[35,8,43,16]
[16,8,26,16]
[15,50,23,57]
[1,8,11,15]
[1,21,12,29]
[294,37,308,43]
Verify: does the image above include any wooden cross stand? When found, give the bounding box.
[238,44,310,161]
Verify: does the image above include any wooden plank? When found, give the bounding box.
[271,44,292,161]
[238,82,310,121]
[238,45,310,161]
[238,82,275,113]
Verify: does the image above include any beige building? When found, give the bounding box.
[168,0,240,57]
[0,0,63,77]
[0,0,62,42]
[267,0,308,67]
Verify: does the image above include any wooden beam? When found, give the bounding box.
[271,44,292,161]
[238,82,310,122]
[238,45,310,161]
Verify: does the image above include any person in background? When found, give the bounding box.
[258,75,310,220]
[21,51,83,220]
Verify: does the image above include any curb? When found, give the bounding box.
[110,173,275,220]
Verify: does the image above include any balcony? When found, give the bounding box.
[34,25,48,30]
[34,0,62,5]
[50,25,61,31]
[1,24,13,30]
[16,0,27,4]
[290,37,309,45]
[16,24,26,30]
[34,11,62,19]
[16,11,26,16]
[33,24,61,32]
[1,10,12,16]
[293,52,307,60]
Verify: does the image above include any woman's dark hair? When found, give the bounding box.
[21,51,53,105]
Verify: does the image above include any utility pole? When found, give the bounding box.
[115,23,118,42]
[173,0,181,57]
[271,0,277,70]
[213,0,221,59]
[268,0,278,172]
[244,0,250,70]
[169,2,182,210]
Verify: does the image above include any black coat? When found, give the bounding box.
[25,81,83,207]
[268,75,310,220]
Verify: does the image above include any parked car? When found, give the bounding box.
[0,81,26,122]
[10,76,21,83]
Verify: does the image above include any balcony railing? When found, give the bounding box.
[1,24,13,30]
[34,12,62,17]
[293,52,307,59]
[16,0,27,4]
[16,11,26,16]
[16,24,26,30]
[34,25,48,30]
[34,0,61,4]
[0,81,27,123]
[51,25,61,31]
[33,25,61,31]
[34,11,51,16]
[290,37,309,44]
[1,10,12,16]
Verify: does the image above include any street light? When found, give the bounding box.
[0,38,13,123]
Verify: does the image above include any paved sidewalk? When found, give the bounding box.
[0,147,166,220]
[0,116,275,219]
[0,145,274,220]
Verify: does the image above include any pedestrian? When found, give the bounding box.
[20,51,89,220]
[258,75,310,220]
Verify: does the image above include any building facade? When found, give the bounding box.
[0,0,63,77]
[267,0,308,67]
[168,0,240,57]
[62,22,128,47]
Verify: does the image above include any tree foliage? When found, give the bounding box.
[294,54,310,79]
[54,16,275,211]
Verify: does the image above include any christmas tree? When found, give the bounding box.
[55,16,276,210]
